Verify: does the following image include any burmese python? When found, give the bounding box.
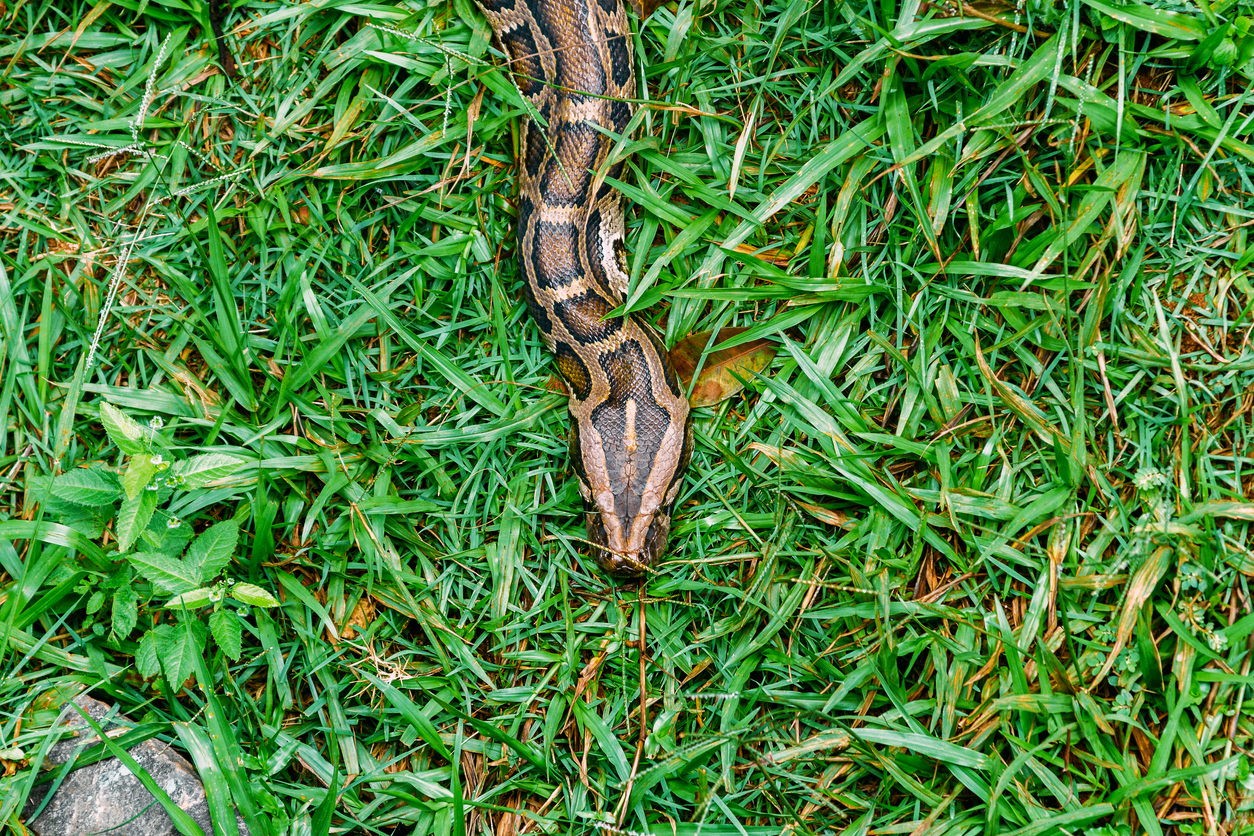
[476,0,691,573]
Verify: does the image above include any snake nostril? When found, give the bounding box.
[599,552,644,577]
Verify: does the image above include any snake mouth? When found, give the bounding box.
[585,511,650,576]
[597,549,650,576]
[601,556,648,576]
[585,512,637,575]
[585,506,672,576]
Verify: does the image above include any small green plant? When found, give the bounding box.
[40,403,277,687]
[132,519,279,681]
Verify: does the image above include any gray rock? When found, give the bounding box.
[23,694,248,836]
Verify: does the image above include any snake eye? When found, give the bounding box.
[585,511,614,566]
[640,511,672,567]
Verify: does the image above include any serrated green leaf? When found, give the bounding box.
[103,566,131,589]
[123,454,158,500]
[172,453,248,489]
[51,468,121,507]
[100,402,149,454]
[165,588,215,609]
[210,609,243,660]
[149,517,194,557]
[116,489,159,552]
[156,620,207,689]
[53,505,110,539]
[137,628,162,678]
[111,585,138,640]
[129,551,200,594]
[230,582,279,607]
[187,520,238,579]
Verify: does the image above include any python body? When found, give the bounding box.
[476,0,691,572]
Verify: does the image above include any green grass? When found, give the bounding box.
[2,0,1254,834]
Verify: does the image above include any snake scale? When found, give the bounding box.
[476,0,692,573]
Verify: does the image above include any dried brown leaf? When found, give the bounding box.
[669,327,777,408]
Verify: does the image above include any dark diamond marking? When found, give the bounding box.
[608,98,632,132]
[540,124,599,206]
[607,30,631,88]
[532,221,582,289]
[556,341,593,401]
[554,287,621,343]
[641,327,684,399]
[585,208,610,291]
[519,272,551,333]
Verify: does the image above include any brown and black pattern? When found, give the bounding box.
[554,288,621,342]
[476,0,692,573]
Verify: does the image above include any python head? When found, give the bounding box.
[566,362,693,575]
[577,454,688,575]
